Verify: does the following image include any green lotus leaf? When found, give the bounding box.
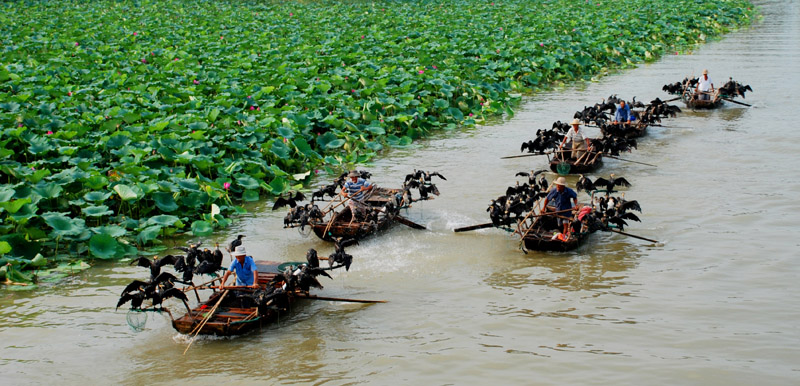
[84,191,112,202]
[366,141,384,151]
[190,220,214,236]
[11,203,38,222]
[41,212,86,237]
[0,241,11,255]
[270,141,291,159]
[235,175,260,190]
[176,178,200,192]
[89,233,120,259]
[137,225,162,245]
[28,253,47,268]
[180,192,208,207]
[268,176,289,195]
[106,135,131,149]
[277,127,295,139]
[0,188,15,202]
[83,175,109,190]
[0,197,30,214]
[113,184,142,201]
[83,205,114,217]
[146,214,180,227]
[152,192,179,212]
[91,225,127,238]
[33,183,63,200]
[242,189,260,202]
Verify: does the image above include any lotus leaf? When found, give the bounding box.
[242,189,260,202]
[190,220,214,236]
[41,212,86,237]
[0,241,11,255]
[137,225,163,245]
[91,225,128,238]
[83,205,114,217]
[84,191,112,202]
[146,215,180,227]
[89,233,120,259]
[113,184,142,201]
[151,192,178,212]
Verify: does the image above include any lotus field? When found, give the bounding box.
[0,0,753,284]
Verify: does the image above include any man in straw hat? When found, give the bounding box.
[560,119,592,160]
[219,245,259,288]
[694,69,715,100]
[540,177,579,237]
[341,170,374,223]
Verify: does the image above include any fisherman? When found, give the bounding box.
[613,100,634,125]
[694,69,715,100]
[219,246,259,288]
[540,177,579,237]
[341,170,374,223]
[559,119,592,160]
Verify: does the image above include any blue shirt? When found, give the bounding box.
[343,178,372,201]
[546,188,577,211]
[228,256,256,286]
[614,103,634,122]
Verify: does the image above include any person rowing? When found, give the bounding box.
[694,69,715,100]
[613,100,635,125]
[540,177,579,238]
[341,170,374,224]
[559,119,593,161]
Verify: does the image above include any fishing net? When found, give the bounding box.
[126,309,148,331]
[556,162,571,175]
[297,224,312,238]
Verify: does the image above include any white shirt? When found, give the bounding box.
[565,127,586,143]
[697,75,714,92]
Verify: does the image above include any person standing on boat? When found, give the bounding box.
[695,69,715,100]
[540,177,579,237]
[341,170,374,222]
[613,100,634,125]
[219,246,258,288]
[559,119,592,160]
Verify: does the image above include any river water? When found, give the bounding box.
[2,1,798,384]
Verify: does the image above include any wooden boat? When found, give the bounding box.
[516,207,594,252]
[682,91,723,109]
[600,121,649,139]
[548,150,603,175]
[171,261,302,336]
[311,186,422,241]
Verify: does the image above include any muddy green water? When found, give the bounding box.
[2,1,798,384]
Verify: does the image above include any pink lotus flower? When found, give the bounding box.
[31,167,36,170]
[74,42,79,46]
[193,79,199,84]
[250,106,255,110]
[141,58,147,63]
[223,182,231,190]
[67,92,72,96]
[289,12,293,16]
[499,27,503,30]
[18,124,23,127]
[432,65,437,69]
[540,43,545,47]
[247,95,252,99]
[361,35,365,39]
[47,131,53,135]
[469,113,474,117]
[174,58,179,61]
[133,32,138,36]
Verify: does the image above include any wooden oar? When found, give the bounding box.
[722,97,751,107]
[395,215,426,230]
[184,289,229,355]
[500,152,552,160]
[454,223,497,232]
[608,229,659,243]
[663,96,681,103]
[603,154,657,167]
[297,294,386,303]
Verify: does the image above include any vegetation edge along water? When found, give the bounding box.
[0,0,755,286]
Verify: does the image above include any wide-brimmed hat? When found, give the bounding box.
[702,69,708,75]
[233,245,247,257]
[554,177,567,186]
[570,119,581,126]
[348,170,359,178]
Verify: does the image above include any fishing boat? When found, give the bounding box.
[600,121,649,139]
[515,207,594,252]
[548,150,603,175]
[311,187,405,241]
[170,261,302,336]
[682,90,723,109]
